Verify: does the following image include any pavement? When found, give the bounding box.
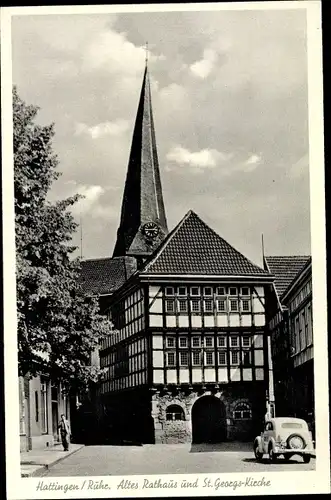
[21,443,85,477]
[40,442,316,476]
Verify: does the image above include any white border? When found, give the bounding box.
[1,1,329,498]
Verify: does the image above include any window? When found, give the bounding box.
[218,335,226,347]
[241,299,250,312]
[307,305,313,345]
[265,422,273,431]
[300,311,306,350]
[217,299,226,312]
[218,351,227,365]
[191,299,200,312]
[216,287,226,296]
[192,351,202,366]
[204,287,213,296]
[40,381,48,433]
[35,391,39,422]
[230,299,238,312]
[192,337,201,348]
[230,336,239,347]
[180,351,189,366]
[166,404,185,421]
[204,336,214,347]
[167,337,176,348]
[242,350,251,366]
[204,299,213,312]
[165,287,174,296]
[231,351,239,365]
[229,287,237,296]
[241,287,250,296]
[190,287,200,296]
[242,336,251,347]
[167,352,176,366]
[178,300,188,312]
[205,352,215,366]
[165,299,175,313]
[233,402,252,420]
[178,287,187,296]
[179,337,188,348]
[281,422,303,429]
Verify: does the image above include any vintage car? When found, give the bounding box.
[253,417,315,463]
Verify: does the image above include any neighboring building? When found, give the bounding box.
[19,375,70,452]
[80,63,275,445]
[264,256,314,433]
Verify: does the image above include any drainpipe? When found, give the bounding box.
[267,330,276,418]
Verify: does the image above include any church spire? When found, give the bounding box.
[112,61,168,258]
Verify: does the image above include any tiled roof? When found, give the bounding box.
[264,255,311,299]
[142,210,270,277]
[79,256,137,296]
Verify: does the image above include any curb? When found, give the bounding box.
[21,445,85,478]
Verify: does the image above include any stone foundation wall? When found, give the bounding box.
[152,384,265,444]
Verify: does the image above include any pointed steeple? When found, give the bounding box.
[113,61,168,258]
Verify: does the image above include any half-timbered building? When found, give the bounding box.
[80,62,274,444]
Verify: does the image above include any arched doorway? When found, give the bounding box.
[192,396,227,443]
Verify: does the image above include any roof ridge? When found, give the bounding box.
[190,211,265,273]
[142,210,193,272]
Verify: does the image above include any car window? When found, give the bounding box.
[265,422,273,431]
[281,423,303,429]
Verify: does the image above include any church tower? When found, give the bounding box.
[113,62,168,259]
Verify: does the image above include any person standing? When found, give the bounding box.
[58,414,70,451]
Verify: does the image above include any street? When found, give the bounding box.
[43,443,315,476]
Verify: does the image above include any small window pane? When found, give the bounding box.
[218,351,227,365]
[230,299,238,312]
[191,287,200,296]
[165,287,174,296]
[205,352,214,366]
[204,299,213,312]
[178,287,187,296]
[179,337,188,348]
[230,336,239,347]
[231,351,239,365]
[242,336,251,347]
[217,299,226,312]
[192,351,201,365]
[217,287,226,296]
[229,287,237,296]
[192,337,200,347]
[218,335,226,347]
[167,352,176,366]
[180,351,189,365]
[205,336,214,347]
[178,300,188,312]
[167,337,175,348]
[241,299,250,312]
[166,299,175,313]
[204,287,213,296]
[191,299,200,312]
[241,287,250,296]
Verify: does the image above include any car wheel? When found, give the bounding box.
[254,444,263,461]
[287,434,306,450]
[303,455,311,464]
[268,446,277,463]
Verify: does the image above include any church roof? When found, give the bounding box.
[264,255,311,299]
[142,210,270,277]
[79,256,137,296]
[113,64,168,258]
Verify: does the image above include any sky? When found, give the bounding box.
[11,6,311,266]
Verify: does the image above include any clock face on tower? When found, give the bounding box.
[142,221,160,239]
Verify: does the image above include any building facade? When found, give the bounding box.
[19,375,70,452]
[264,256,314,434]
[80,62,275,445]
